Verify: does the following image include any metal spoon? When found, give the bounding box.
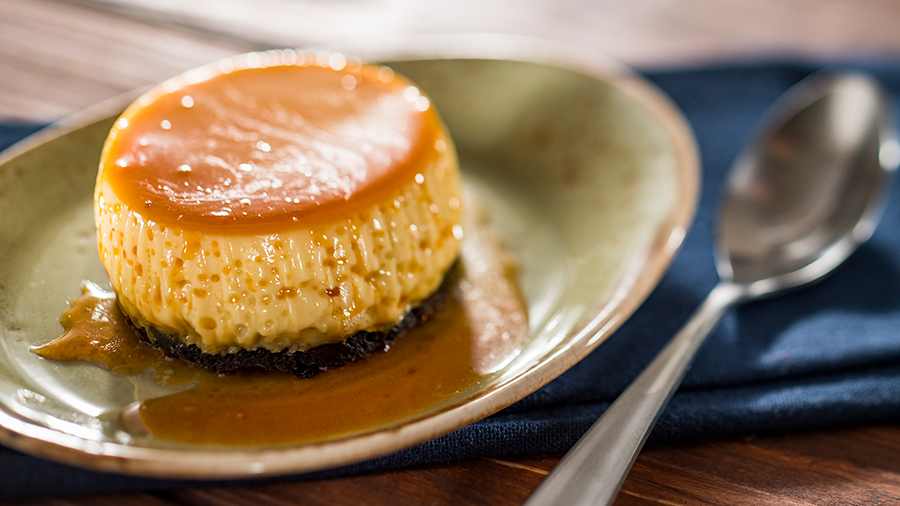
[524,71,898,506]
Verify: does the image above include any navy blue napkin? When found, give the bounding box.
[3,62,900,498]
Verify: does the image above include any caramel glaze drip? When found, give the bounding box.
[33,216,528,446]
[32,282,200,386]
[100,60,442,234]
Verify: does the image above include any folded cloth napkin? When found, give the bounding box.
[3,62,900,498]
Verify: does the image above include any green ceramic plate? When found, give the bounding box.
[0,34,698,478]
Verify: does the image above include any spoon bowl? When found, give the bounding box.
[721,73,895,294]
[525,71,897,506]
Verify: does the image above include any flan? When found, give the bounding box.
[95,50,463,377]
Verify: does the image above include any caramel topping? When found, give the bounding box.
[33,282,200,386]
[33,282,162,376]
[100,53,442,234]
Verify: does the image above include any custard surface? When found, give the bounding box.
[95,52,463,351]
[97,155,462,351]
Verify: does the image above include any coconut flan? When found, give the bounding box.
[95,50,463,376]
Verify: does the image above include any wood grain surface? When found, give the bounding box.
[4,426,900,505]
[2,0,900,504]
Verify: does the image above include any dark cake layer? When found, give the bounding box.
[129,281,448,378]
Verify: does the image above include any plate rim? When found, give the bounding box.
[0,32,700,479]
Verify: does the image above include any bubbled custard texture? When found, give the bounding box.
[95,52,463,352]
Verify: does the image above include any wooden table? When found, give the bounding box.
[3,0,900,504]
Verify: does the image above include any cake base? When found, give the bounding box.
[128,279,450,378]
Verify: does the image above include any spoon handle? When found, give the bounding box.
[523,282,744,506]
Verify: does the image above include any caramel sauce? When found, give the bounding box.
[34,218,527,446]
[100,57,442,234]
[33,283,201,387]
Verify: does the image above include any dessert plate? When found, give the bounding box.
[0,34,698,478]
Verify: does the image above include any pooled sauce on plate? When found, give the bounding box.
[99,56,443,234]
[34,216,527,446]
